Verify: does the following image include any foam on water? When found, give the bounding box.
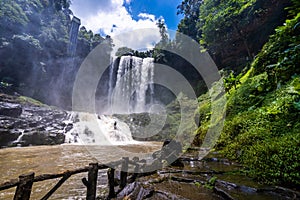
[64,112,138,145]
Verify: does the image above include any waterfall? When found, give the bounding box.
[109,56,154,114]
[12,130,25,146]
[67,16,81,57]
[63,112,135,145]
[136,58,155,112]
[108,57,117,104]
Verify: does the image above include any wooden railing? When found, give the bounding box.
[0,157,143,200]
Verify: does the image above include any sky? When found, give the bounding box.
[70,0,183,49]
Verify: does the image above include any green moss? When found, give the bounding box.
[18,96,46,106]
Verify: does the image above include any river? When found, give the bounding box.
[0,143,162,199]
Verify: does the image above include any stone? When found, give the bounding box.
[0,103,22,118]
[0,128,19,147]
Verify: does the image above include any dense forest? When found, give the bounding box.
[0,0,107,108]
[0,0,299,189]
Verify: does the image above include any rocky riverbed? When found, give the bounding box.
[0,93,70,148]
[106,150,300,200]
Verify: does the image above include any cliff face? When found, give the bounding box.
[220,0,290,71]
[199,0,291,72]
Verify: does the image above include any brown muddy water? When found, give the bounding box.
[0,144,297,200]
[0,143,162,199]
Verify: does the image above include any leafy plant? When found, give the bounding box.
[204,176,217,190]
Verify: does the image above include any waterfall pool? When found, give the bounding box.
[0,143,162,199]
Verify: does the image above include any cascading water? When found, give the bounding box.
[67,16,81,57]
[64,112,135,145]
[109,56,155,114]
[12,130,25,146]
[108,56,117,104]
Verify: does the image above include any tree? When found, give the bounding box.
[0,0,29,34]
[53,0,71,11]
[156,18,169,47]
[115,47,134,57]
[196,0,290,70]
[177,0,203,41]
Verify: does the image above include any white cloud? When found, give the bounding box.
[138,13,156,22]
[70,0,162,50]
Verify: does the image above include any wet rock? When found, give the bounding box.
[118,182,154,200]
[0,103,22,118]
[0,128,19,146]
[213,187,235,200]
[65,123,73,132]
[257,186,300,199]
[0,93,70,147]
[21,131,65,146]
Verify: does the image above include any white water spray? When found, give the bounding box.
[64,112,135,145]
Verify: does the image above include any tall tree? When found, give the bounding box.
[156,18,169,47]
[177,0,203,41]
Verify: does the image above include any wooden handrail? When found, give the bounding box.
[0,161,123,191]
[0,157,143,200]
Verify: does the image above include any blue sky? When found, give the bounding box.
[70,0,183,35]
[125,0,183,30]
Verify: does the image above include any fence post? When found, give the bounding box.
[120,157,129,189]
[107,168,116,199]
[82,163,98,200]
[133,164,139,180]
[14,172,35,200]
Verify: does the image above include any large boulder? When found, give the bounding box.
[0,128,20,147]
[0,103,22,118]
[21,131,65,146]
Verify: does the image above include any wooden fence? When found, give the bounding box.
[0,157,142,200]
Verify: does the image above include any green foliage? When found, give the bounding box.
[218,77,300,186]
[287,0,300,17]
[53,0,71,11]
[78,26,105,51]
[12,34,42,50]
[194,93,211,145]
[252,13,300,85]
[194,181,201,188]
[177,0,202,41]
[78,26,94,41]
[0,0,29,28]
[223,71,242,93]
[226,72,271,116]
[115,47,134,57]
[243,133,300,186]
[199,0,256,49]
[154,18,170,55]
[204,176,217,189]
[194,12,300,186]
